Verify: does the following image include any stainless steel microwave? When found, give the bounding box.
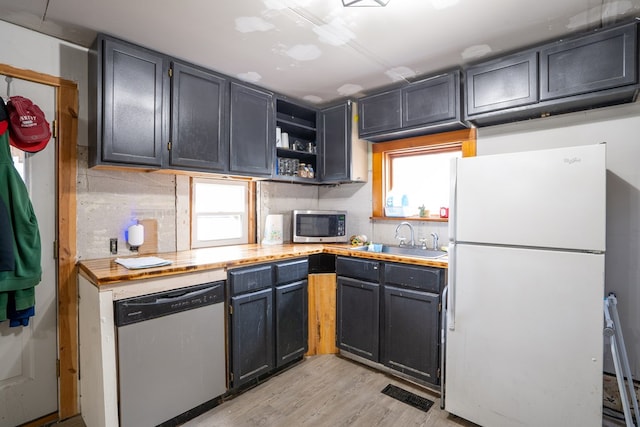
[292,210,348,243]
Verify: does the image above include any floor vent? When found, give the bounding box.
[381,384,434,412]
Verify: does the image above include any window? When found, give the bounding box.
[191,178,254,248]
[372,129,476,219]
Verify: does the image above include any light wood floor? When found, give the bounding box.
[182,355,478,427]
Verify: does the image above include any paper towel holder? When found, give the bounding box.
[127,222,144,252]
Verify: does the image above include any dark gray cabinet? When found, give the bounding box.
[90,35,167,168]
[358,70,466,142]
[229,264,274,389]
[319,102,350,182]
[168,61,228,172]
[402,72,460,128]
[465,50,538,116]
[336,257,380,362]
[540,23,637,100]
[229,258,308,389]
[230,287,274,388]
[358,89,402,137]
[382,263,444,385]
[90,34,230,173]
[229,82,274,177]
[465,21,639,125]
[336,256,445,385]
[275,281,308,367]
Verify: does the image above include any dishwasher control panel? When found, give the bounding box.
[114,281,224,326]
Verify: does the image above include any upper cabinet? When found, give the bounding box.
[465,50,538,116]
[539,24,637,100]
[229,82,274,177]
[465,21,639,126]
[90,35,167,168]
[90,34,229,173]
[168,60,228,172]
[358,70,467,142]
[319,101,367,183]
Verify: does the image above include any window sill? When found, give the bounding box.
[371,216,448,223]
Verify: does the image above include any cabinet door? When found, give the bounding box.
[383,285,440,384]
[230,288,274,388]
[320,103,350,182]
[275,280,308,367]
[540,23,637,101]
[229,82,274,177]
[336,276,379,362]
[402,72,458,127]
[465,51,538,116]
[358,89,401,136]
[169,61,228,171]
[100,37,166,167]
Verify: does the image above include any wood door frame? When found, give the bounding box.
[0,64,79,420]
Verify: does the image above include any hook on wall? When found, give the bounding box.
[4,76,12,98]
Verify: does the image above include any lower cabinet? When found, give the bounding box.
[228,258,308,389]
[230,287,274,388]
[336,276,380,361]
[336,256,445,386]
[383,285,440,384]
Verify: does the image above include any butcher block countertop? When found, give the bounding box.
[78,243,448,287]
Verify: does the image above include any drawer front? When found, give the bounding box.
[336,256,380,282]
[383,263,442,293]
[274,258,309,285]
[229,264,273,296]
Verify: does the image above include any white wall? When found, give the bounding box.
[477,102,640,378]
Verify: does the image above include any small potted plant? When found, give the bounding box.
[418,205,429,218]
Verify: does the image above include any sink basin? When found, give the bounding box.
[352,245,448,259]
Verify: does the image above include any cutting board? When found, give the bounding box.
[137,219,158,255]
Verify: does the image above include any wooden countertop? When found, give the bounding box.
[77,243,448,287]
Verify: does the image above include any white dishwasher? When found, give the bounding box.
[114,281,226,427]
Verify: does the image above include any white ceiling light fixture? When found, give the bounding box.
[342,0,390,7]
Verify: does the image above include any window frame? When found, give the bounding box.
[371,128,477,220]
[190,177,256,248]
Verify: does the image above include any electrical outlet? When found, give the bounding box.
[109,238,118,255]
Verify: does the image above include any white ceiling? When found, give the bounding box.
[1,0,639,105]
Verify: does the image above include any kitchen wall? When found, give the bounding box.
[3,19,638,379]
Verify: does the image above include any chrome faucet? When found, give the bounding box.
[395,222,415,247]
[430,232,439,250]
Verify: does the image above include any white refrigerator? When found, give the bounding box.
[444,144,606,427]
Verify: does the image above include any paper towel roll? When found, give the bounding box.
[262,214,283,245]
[127,223,144,247]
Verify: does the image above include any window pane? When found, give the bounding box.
[389,150,460,214]
[196,215,243,240]
[195,182,246,213]
[192,178,249,248]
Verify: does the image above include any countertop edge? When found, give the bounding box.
[77,244,447,287]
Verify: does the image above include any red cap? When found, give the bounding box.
[7,96,51,153]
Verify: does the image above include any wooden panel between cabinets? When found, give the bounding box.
[306,273,338,356]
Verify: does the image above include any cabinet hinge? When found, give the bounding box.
[229,372,234,382]
[167,141,172,151]
[56,359,60,378]
[228,305,233,315]
[53,240,58,260]
[438,302,442,313]
[52,119,58,138]
[437,368,441,379]
[168,68,173,78]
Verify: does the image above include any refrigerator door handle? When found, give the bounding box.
[447,242,456,330]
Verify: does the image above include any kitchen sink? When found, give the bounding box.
[352,245,448,259]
